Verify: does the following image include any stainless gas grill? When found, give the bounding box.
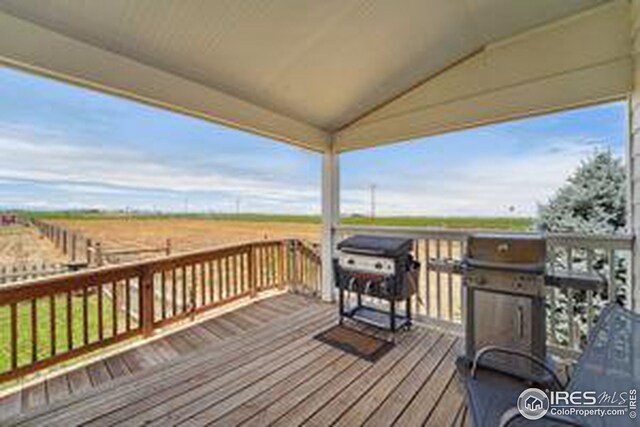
[463,233,548,379]
[335,235,419,332]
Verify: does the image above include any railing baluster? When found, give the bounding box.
[225,256,231,298]
[200,263,205,307]
[447,240,453,321]
[82,287,89,345]
[172,269,177,316]
[436,239,441,320]
[231,255,237,295]
[278,242,285,289]
[50,294,56,356]
[112,282,118,337]
[586,249,595,333]
[67,292,73,350]
[216,258,223,301]
[249,246,256,297]
[181,266,187,312]
[299,246,305,288]
[243,251,249,293]
[548,287,558,345]
[208,261,214,303]
[97,284,103,342]
[412,240,420,317]
[567,247,576,350]
[608,249,616,303]
[125,279,131,332]
[31,299,38,363]
[269,244,273,286]
[425,238,430,318]
[10,303,17,370]
[161,270,167,320]
[189,264,196,315]
[140,267,154,336]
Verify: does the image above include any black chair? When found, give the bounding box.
[459,303,640,427]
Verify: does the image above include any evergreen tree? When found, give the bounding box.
[537,151,626,234]
[536,150,627,346]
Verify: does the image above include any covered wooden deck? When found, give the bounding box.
[0,293,468,427]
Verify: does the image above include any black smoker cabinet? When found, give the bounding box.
[334,235,418,332]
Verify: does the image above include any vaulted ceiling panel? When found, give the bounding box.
[0,0,617,151]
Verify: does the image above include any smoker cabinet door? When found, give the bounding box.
[471,291,534,375]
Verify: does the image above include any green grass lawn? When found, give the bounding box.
[25,211,533,230]
[0,292,124,374]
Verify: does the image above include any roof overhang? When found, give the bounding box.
[0,0,631,153]
[336,0,632,151]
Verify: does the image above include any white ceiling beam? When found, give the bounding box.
[335,0,632,152]
[0,11,330,152]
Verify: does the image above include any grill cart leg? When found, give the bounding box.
[338,282,344,325]
[406,297,412,329]
[390,300,396,332]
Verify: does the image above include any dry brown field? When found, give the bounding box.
[49,218,320,255]
[0,225,66,266]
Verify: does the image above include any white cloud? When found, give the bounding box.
[0,122,618,217]
[341,138,609,217]
[0,124,319,211]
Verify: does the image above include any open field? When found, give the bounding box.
[46,218,320,255]
[27,213,532,257]
[0,226,66,266]
[28,212,534,230]
[43,215,532,256]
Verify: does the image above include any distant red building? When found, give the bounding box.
[0,214,17,226]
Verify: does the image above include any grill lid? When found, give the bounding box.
[338,235,412,257]
[466,233,546,265]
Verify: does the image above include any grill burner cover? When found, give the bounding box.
[338,235,413,257]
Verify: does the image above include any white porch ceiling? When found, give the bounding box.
[0,0,629,152]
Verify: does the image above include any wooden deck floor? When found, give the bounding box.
[0,293,469,427]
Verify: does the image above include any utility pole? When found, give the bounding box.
[369,184,376,220]
[235,198,240,215]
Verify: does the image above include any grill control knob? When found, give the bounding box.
[347,258,355,265]
[375,262,383,270]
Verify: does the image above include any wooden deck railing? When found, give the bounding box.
[337,225,634,355]
[0,239,320,383]
[0,262,71,285]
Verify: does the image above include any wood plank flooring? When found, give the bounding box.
[0,293,470,426]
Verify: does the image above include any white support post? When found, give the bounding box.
[630,0,640,311]
[321,144,340,302]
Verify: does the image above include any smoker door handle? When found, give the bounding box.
[515,306,524,339]
[471,346,564,390]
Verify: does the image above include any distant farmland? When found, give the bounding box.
[23,213,533,259]
[28,212,533,229]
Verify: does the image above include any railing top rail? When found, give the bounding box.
[336,224,633,250]
[336,224,475,240]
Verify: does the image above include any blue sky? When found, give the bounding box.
[0,67,626,217]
